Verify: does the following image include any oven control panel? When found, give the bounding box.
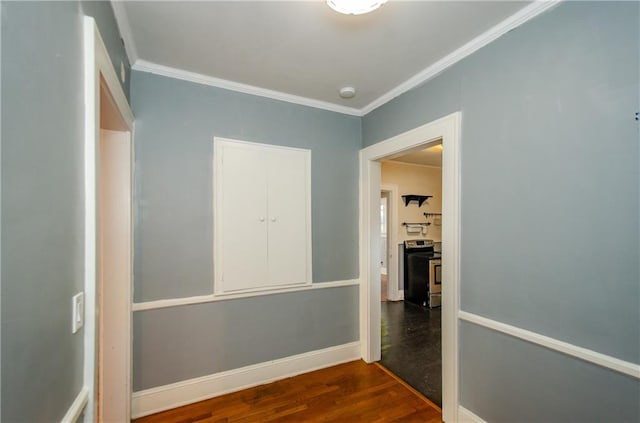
[404,239,434,249]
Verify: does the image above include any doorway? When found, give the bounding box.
[380,194,388,300]
[380,184,400,302]
[379,148,443,407]
[359,112,461,422]
[97,81,132,422]
[84,17,135,422]
[380,195,388,276]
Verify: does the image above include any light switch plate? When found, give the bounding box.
[72,292,84,334]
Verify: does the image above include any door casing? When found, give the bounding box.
[83,16,135,422]
[359,112,461,422]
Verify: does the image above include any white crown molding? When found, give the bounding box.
[60,387,89,423]
[118,0,559,117]
[132,60,363,116]
[459,311,640,380]
[110,0,138,65]
[359,0,561,115]
[387,159,443,170]
[131,341,361,419]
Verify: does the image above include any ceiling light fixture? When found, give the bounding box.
[326,0,388,15]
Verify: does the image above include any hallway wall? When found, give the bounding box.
[363,2,639,421]
[130,70,361,391]
[1,1,130,421]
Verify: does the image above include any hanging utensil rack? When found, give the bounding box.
[424,212,442,218]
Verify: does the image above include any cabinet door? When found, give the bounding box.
[218,144,269,292]
[267,148,310,286]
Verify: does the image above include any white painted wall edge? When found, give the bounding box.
[60,387,89,423]
[120,1,560,118]
[458,406,488,423]
[131,341,361,419]
[459,311,640,380]
[133,279,359,312]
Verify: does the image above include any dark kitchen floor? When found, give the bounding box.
[380,301,442,407]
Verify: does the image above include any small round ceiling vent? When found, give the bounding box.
[339,86,356,99]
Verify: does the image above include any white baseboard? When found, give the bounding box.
[458,406,487,423]
[132,341,361,419]
[61,387,89,423]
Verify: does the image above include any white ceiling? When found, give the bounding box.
[389,142,442,167]
[114,1,544,115]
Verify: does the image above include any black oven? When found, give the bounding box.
[403,239,440,308]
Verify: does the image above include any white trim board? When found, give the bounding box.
[119,1,559,117]
[131,341,361,419]
[458,406,488,423]
[459,311,640,380]
[60,387,89,423]
[133,279,359,312]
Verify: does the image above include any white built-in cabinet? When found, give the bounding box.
[213,137,312,295]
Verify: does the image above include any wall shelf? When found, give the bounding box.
[401,194,432,207]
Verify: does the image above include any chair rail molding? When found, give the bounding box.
[132,279,359,312]
[459,311,640,380]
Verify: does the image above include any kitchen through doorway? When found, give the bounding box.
[379,141,444,407]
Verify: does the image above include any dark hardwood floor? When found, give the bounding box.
[133,360,442,423]
[381,301,442,406]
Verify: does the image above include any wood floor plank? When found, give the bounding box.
[133,360,442,423]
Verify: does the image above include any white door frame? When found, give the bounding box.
[83,16,135,422]
[359,112,461,422]
[380,184,401,301]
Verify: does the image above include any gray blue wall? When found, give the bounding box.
[80,1,132,99]
[1,1,129,421]
[130,70,361,390]
[133,286,359,390]
[363,2,639,421]
[3,1,638,421]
